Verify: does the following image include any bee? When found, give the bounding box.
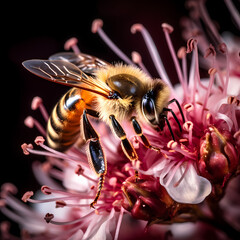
[23,52,185,208]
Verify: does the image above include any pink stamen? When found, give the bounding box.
[162,23,188,95]
[21,143,33,155]
[224,0,240,30]
[131,51,151,76]
[177,47,188,89]
[219,43,230,96]
[31,97,49,122]
[92,19,135,66]
[41,185,52,195]
[183,121,193,145]
[24,116,46,136]
[114,207,125,240]
[169,141,196,160]
[131,23,173,90]
[201,68,217,117]
[1,183,18,196]
[64,37,81,54]
[21,191,34,202]
[198,0,223,43]
[49,210,95,225]
[31,137,88,166]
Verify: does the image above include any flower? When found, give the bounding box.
[1,1,240,239]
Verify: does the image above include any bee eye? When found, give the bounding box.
[142,91,157,124]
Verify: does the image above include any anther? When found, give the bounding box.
[218,42,227,54]
[21,191,34,202]
[130,23,143,34]
[204,44,216,58]
[75,165,84,176]
[186,38,197,53]
[1,183,18,196]
[167,140,177,149]
[183,121,193,132]
[21,143,33,155]
[91,19,103,33]
[131,51,142,63]
[208,67,217,75]
[44,213,54,223]
[31,96,43,110]
[184,103,194,112]
[177,47,187,59]
[56,200,66,208]
[24,116,34,128]
[34,136,45,145]
[161,23,174,33]
[41,185,52,195]
[64,37,80,54]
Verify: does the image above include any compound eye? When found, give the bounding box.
[142,93,157,124]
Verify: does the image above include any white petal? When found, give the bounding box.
[63,164,97,192]
[160,163,212,204]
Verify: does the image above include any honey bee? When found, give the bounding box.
[23,52,185,208]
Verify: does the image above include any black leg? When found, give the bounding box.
[159,114,175,141]
[109,115,138,161]
[168,98,185,123]
[131,117,160,152]
[163,107,182,132]
[82,110,106,208]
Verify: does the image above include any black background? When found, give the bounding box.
[1,0,239,234]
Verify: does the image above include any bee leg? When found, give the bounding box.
[109,115,139,180]
[163,107,182,132]
[82,110,106,208]
[168,98,185,123]
[159,114,175,141]
[131,117,160,153]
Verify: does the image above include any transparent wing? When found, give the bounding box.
[49,52,110,74]
[22,59,111,98]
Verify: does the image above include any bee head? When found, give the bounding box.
[141,80,170,128]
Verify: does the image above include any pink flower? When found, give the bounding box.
[1,1,240,239]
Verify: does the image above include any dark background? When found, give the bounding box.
[1,0,239,234]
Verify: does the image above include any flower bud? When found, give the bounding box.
[121,175,177,221]
[198,126,239,185]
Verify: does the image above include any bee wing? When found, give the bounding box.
[49,52,110,74]
[22,59,112,98]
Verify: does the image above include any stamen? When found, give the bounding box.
[183,121,193,145]
[198,0,223,43]
[131,23,173,90]
[168,140,196,160]
[114,207,125,240]
[64,37,81,54]
[224,0,240,30]
[131,51,151,76]
[21,143,33,155]
[31,96,49,122]
[201,68,217,117]
[162,23,188,94]
[24,116,46,136]
[44,213,54,223]
[218,43,230,96]
[92,19,135,66]
[21,191,34,202]
[177,47,188,88]
[48,210,95,225]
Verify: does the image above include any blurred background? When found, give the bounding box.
[1,0,238,234]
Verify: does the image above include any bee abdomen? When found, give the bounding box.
[46,88,85,151]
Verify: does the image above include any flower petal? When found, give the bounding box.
[160,163,212,204]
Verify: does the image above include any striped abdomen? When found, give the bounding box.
[47,88,95,151]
